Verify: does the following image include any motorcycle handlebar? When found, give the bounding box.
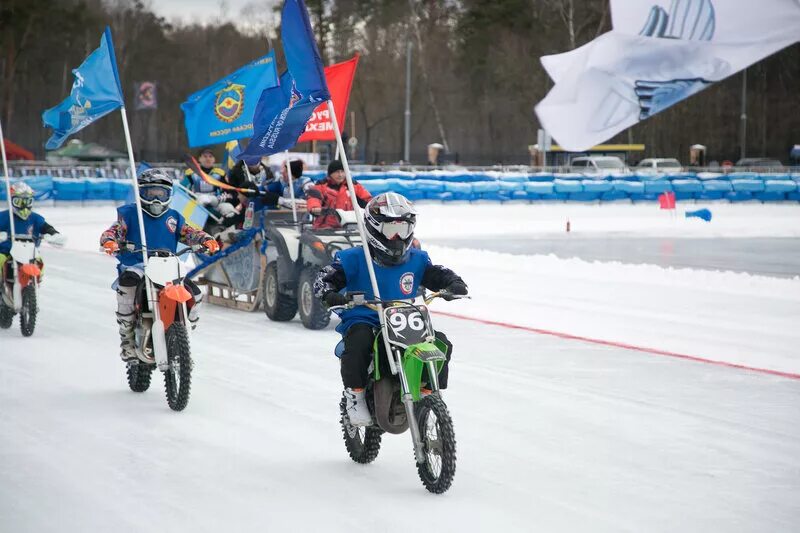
[327,291,470,312]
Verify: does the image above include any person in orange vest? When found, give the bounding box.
[305,160,371,229]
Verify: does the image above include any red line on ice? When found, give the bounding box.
[432,310,800,381]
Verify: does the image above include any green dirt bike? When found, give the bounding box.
[331,291,466,494]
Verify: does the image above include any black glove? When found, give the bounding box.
[442,281,468,301]
[323,292,349,308]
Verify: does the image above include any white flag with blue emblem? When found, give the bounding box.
[535,0,800,151]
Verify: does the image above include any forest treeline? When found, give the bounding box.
[2,0,798,165]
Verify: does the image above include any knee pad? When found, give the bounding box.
[116,284,137,316]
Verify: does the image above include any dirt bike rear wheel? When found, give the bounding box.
[164,323,192,411]
[298,266,330,330]
[0,299,13,329]
[415,395,457,494]
[262,262,297,321]
[127,362,154,392]
[340,395,382,464]
[19,285,37,337]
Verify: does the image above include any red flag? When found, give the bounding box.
[658,192,676,209]
[298,54,359,142]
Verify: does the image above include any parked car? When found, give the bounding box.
[636,158,683,172]
[735,158,785,171]
[569,156,630,175]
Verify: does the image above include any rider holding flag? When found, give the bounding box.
[100,169,219,362]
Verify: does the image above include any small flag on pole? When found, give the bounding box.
[171,186,210,230]
[224,140,243,170]
[41,27,124,150]
[658,191,676,210]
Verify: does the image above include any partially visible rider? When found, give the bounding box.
[0,182,64,282]
[99,169,219,361]
[306,160,371,229]
[314,192,468,425]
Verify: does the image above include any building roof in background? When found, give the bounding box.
[46,139,127,161]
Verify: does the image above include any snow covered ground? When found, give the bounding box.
[2,203,799,532]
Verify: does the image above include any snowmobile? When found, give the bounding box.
[330,290,465,494]
[116,243,200,412]
[0,234,62,336]
[262,209,361,329]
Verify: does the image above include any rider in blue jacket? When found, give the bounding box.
[100,169,219,361]
[0,182,64,281]
[314,192,468,426]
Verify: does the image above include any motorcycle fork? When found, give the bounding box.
[392,346,426,464]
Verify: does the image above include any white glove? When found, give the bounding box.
[278,197,306,209]
[217,202,237,217]
[43,233,67,247]
[0,231,7,242]
[197,193,219,208]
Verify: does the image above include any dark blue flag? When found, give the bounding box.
[41,27,124,150]
[243,0,330,158]
[181,51,279,148]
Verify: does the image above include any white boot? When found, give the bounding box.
[117,313,137,362]
[344,388,372,426]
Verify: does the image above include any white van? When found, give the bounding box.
[637,158,683,173]
[569,156,630,175]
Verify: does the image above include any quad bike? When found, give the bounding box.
[0,234,62,337]
[113,243,201,412]
[331,290,466,494]
[262,209,361,330]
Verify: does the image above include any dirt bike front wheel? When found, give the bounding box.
[415,395,457,494]
[19,285,37,337]
[340,395,382,464]
[164,323,192,411]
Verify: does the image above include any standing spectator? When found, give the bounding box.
[181,148,226,194]
[306,160,371,229]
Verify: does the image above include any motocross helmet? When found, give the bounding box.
[137,168,173,217]
[364,192,417,266]
[10,182,34,220]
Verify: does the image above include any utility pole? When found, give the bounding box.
[740,68,747,161]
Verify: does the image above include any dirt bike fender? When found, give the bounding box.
[403,342,446,402]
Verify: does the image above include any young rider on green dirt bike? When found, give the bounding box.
[100,169,220,362]
[313,192,468,426]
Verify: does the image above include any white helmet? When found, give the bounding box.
[138,169,173,217]
[10,182,35,220]
[364,192,417,266]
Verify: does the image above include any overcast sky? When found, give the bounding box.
[147,0,278,29]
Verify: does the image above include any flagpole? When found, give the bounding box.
[120,107,149,262]
[284,151,298,223]
[0,119,20,305]
[325,99,398,370]
[0,120,15,242]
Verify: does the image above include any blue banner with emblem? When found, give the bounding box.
[181,51,279,148]
[41,27,124,150]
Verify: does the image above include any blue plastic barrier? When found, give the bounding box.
[8,171,798,203]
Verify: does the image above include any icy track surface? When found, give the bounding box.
[2,204,799,532]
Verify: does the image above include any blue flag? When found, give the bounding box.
[41,27,124,150]
[243,0,330,158]
[181,51,279,148]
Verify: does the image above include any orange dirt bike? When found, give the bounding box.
[112,243,203,412]
[0,234,64,336]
